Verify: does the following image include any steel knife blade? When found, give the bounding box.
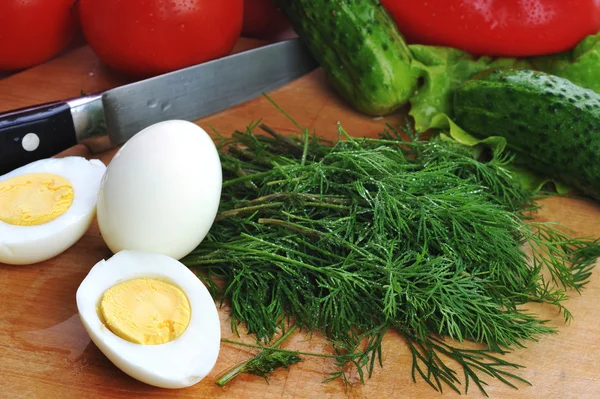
[0,38,318,175]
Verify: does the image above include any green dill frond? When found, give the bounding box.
[182,116,600,396]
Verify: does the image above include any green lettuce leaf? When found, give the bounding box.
[405,32,600,194]
[407,46,529,132]
[432,114,570,194]
[529,32,600,94]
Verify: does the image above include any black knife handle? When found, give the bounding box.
[0,101,77,175]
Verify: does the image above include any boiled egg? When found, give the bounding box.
[97,120,222,260]
[0,156,106,265]
[76,250,221,389]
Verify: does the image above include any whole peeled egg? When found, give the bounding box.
[97,120,222,260]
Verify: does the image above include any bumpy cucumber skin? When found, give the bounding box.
[453,68,600,200]
[273,0,417,116]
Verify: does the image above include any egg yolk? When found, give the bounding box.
[98,278,191,345]
[0,173,74,226]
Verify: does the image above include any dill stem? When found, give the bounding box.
[245,192,351,205]
[216,326,298,386]
[215,202,285,221]
[222,170,273,188]
[220,337,352,360]
[259,124,305,153]
[210,237,328,273]
[258,218,324,238]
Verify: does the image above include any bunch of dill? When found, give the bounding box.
[181,112,600,395]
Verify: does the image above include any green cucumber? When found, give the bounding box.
[453,68,600,200]
[273,0,418,116]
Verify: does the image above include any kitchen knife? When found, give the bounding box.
[0,38,318,175]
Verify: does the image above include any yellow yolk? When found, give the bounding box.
[0,173,74,226]
[99,278,191,345]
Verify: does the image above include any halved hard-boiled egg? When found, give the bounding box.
[76,250,221,389]
[0,156,106,265]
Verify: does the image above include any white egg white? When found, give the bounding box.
[76,250,221,389]
[0,156,106,265]
[96,120,222,260]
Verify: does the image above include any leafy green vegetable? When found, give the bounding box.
[408,31,600,134]
[530,32,600,93]
[406,31,600,194]
[408,45,529,132]
[182,107,600,396]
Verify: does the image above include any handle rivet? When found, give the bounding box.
[22,133,40,152]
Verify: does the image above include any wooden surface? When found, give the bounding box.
[1,38,600,399]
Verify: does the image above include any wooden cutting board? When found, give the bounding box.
[1,38,600,399]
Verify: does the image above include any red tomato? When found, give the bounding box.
[381,0,600,57]
[77,0,243,78]
[0,0,78,71]
[242,0,290,39]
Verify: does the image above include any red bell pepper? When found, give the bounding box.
[381,0,600,56]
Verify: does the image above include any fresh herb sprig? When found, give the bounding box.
[216,326,301,386]
[182,107,600,395]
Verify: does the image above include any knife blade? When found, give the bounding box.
[0,38,318,175]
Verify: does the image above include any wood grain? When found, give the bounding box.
[1,39,600,399]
